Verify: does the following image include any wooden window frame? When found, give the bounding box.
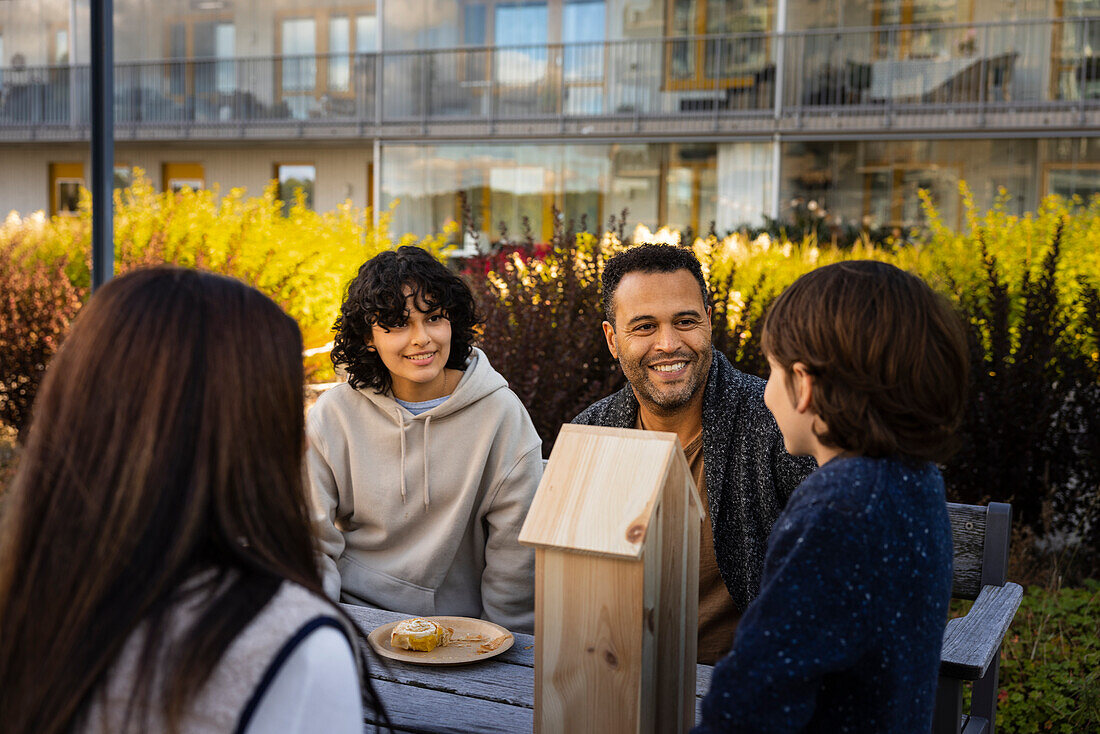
[1041,161,1100,198]
[1048,0,1100,101]
[164,13,234,59]
[163,13,234,105]
[456,0,559,93]
[663,0,771,92]
[860,162,963,229]
[275,4,377,113]
[871,0,975,61]
[662,144,716,235]
[162,162,206,193]
[275,162,317,211]
[456,1,608,97]
[49,162,85,217]
[47,22,70,66]
[458,0,564,48]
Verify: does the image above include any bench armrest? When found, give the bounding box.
[940,582,1023,681]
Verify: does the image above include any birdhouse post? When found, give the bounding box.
[519,424,703,734]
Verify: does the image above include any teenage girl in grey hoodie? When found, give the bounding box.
[307,246,541,633]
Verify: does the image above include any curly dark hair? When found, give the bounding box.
[331,246,480,393]
[601,244,710,325]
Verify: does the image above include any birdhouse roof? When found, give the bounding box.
[518,424,702,559]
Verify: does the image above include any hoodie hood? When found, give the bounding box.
[355,347,509,421]
[353,347,509,508]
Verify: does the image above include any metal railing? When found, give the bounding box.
[0,18,1095,134]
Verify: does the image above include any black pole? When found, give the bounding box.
[90,0,114,291]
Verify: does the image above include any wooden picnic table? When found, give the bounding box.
[341,604,716,733]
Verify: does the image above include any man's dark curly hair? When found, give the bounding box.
[601,244,710,325]
[331,246,480,393]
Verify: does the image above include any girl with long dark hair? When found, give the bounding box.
[0,268,388,734]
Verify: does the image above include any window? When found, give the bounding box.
[329,16,351,90]
[872,0,974,61]
[665,0,772,90]
[281,18,316,92]
[861,164,961,228]
[114,165,133,191]
[215,24,236,94]
[381,143,607,246]
[47,23,70,85]
[493,3,549,87]
[1044,164,1100,201]
[562,0,606,113]
[457,1,553,111]
[326,14,380,93]
[1051,0,1100,100]
[455,1,606,115]
[162,163,206,193]
[167,16,236,107]
[49,163,84,216]
[663,144,717,235]
[53,27,69,64]
[356,14,378,53]
[276,163,316,213]
[277,6,378,119]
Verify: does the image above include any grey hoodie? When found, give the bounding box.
[306,348,540,632]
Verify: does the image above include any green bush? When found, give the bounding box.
[996,580,1100,733]
[469,192,1100,563]
[0,170,448,435]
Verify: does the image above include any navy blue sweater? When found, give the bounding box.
[693,456,954,734]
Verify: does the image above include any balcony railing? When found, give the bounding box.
[0,18,1096,138]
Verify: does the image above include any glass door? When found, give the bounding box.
[493,2,550,115]
[562,0,605,114]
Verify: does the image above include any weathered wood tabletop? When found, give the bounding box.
[341,604,715,733]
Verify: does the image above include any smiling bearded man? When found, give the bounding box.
[572,244,815,665]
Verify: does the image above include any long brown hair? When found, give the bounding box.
[0,268,386,733]
[761,260,969,463]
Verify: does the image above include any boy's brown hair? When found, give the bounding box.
[760,260,969,463]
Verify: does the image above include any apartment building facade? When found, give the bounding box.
[0,0,1097,243]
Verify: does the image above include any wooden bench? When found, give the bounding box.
[934,502,1023,734]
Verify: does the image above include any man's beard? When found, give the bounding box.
[623,348,712,416]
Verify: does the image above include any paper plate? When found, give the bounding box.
[367,616,514,666]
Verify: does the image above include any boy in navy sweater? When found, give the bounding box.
[694,261,970,733]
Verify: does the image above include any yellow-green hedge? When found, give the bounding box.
[2,169,450,380]
[1,170,454,433]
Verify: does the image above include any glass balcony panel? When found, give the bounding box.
[2,17,1098,131]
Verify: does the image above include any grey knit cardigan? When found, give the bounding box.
[572,348,816,613]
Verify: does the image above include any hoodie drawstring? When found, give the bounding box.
[395,407,408,504]
[394,406,432,510]
[422,415,432,509]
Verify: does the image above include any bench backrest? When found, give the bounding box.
[946,502,1012,600]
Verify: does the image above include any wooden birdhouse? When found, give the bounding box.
[519,424,703,734]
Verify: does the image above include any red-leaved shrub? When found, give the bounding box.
[0,245,85,436]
